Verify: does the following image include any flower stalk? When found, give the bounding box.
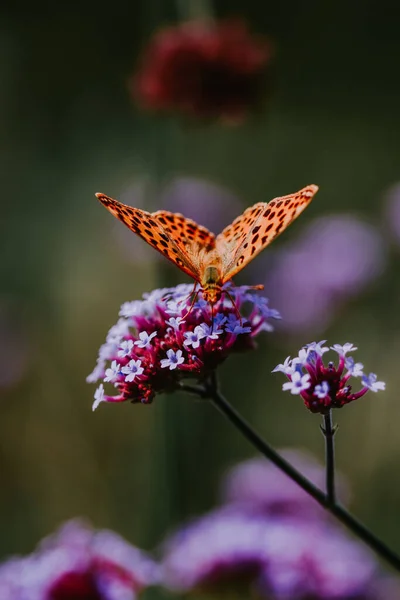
[321,410,336,505]
[180,375,400,572]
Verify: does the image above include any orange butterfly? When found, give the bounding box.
[96,185,318,305]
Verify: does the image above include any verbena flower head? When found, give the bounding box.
[258,520,378,599]
[220,449,348,522]
[133,20,271,121]
[0,520,158,600]
[273,341,385,414]
[161,510,271,595]
[161,509,378,599]
[87,284,279,409]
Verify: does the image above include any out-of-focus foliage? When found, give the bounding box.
[2,3,400,598]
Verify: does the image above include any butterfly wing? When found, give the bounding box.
[216,184,318,281]
[96,193,216,282]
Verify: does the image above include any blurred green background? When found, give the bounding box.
[1,0,400,573]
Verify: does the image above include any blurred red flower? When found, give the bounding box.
[132,20,272,121]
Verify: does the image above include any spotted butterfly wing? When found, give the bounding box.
[95,193,216,282]
[216,184,319,281]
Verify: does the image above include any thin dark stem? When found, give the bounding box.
[181,377,400,572]
[322,410,336,505]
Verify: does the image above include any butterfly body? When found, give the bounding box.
[96,184,318,304]
[201,265,224,304]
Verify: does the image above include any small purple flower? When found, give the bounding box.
[213,313,227,328]
[274,341,385,413]
[134,331,157,349]
[199,322,224,339]
[282,371,311,395]
[0,520,158,599]
[93,383,105,411]
[166,316,185,330]
[314,381,330,399]
[272,356,293,375]
[193,297,208,310]
[121,359,144,382]
[161,349,185,370]
[306,340,329,356]
[225,314,252,335]
[362,372,386,392]
[87,284,278,407]
[165,300,185,316]
[331,342,357,356]
[345,356,364,377]
[183,326,207,349]
[104,360,121,383]
[117,339,134,357]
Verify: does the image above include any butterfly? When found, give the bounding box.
[96,184,318,305]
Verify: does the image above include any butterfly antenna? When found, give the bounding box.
[224,289,243,325]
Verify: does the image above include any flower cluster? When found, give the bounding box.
[163,516,378,599]
[161,452,380,599]
[133,20,271,121]
[273,341,385,413]
[87,284,279,409]
[0,520,158,600]
[262,215,386,335]
[220,449,348,522]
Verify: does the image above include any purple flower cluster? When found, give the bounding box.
[220,449,349,522]
[0,454,397,600]
[273,341,385,414]
[161,451,381,599]
[0,520,158,600]
[261,215,386,334]
[87,283,279,409]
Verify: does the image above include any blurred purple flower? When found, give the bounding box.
[261,215,386,334]
[161,177,243,234]
[220,448,348,521]
[0,520,158,600]
[161,510,271,594]
[161,508,378,599]
[258,520,378,599]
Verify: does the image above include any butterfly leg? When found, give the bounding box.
[224,289,243,325]
[181,282,200,319]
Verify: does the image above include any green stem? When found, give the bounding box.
[180,378,400,572]
[322,410,336,505]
